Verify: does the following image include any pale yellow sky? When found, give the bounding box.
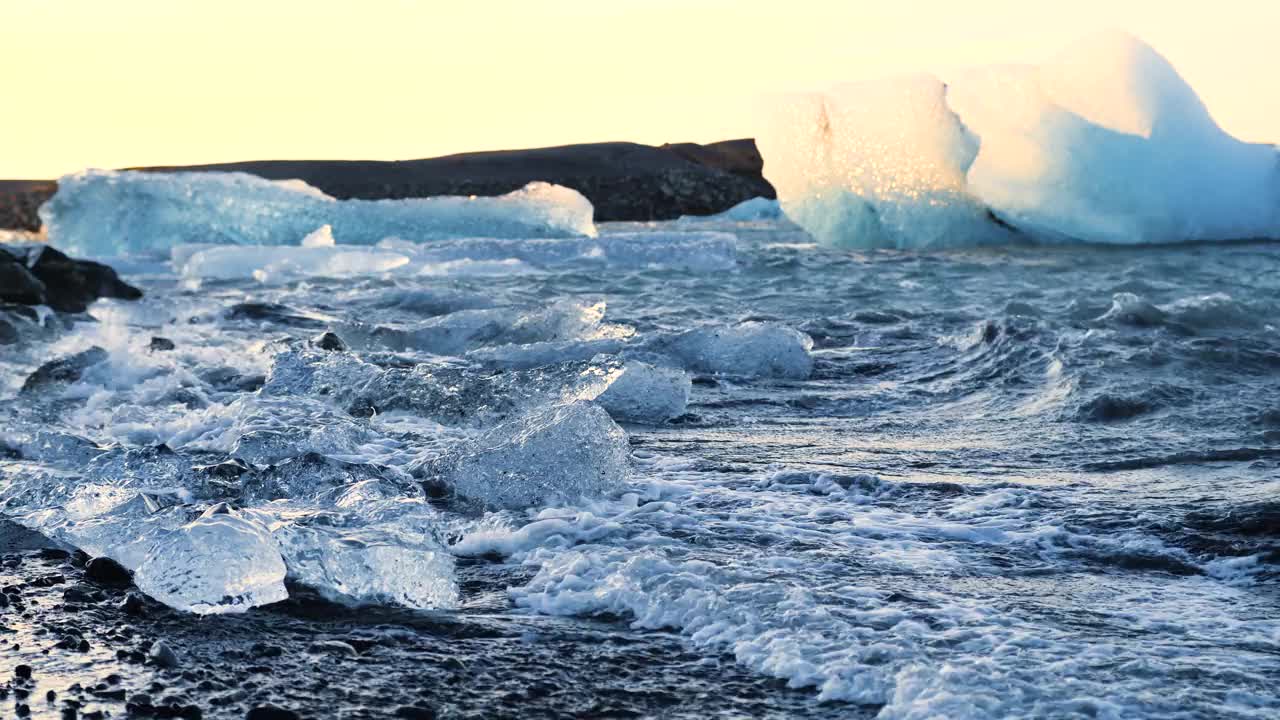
[3,0,1278,178]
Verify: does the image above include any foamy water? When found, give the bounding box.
[3,214,1278,717]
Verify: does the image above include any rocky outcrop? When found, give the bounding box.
[0,140,775,229]
[0,180,57,232]
[0,244,142,314]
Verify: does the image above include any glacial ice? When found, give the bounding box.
[757,31,1280,247]
[41,170,597,257]
[594,360,691,423]
[132,507,288,615]
[180,244,411,282]
[428,402,629,510]
[268,489,458,609]
[679,197,782,223]
[646,322,815,379]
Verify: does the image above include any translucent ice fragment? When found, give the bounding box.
[594,361,691,423]
[650,322,814,379]
[133,507,288,614]
[430,401,629,510]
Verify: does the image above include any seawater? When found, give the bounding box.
[2,217,1278,718]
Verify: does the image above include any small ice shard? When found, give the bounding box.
[42,170,597,257]
[300,224,335,248]
[594,361,691,423]
[650,322,814,379]
[430,401,629,510]
[133,507,288,615]
[273,519,457,609]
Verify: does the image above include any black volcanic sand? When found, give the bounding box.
[1,520,861,720]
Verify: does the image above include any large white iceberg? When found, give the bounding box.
[40,170,597,257]
[757,31,1280,248]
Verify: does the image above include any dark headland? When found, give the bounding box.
[0,139,774,231]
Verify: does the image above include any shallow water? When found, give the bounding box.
[3,218,1279,718]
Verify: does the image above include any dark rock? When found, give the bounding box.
[15,663,32,678]
[134,139,775,221]
[245,705,299,720]
[16,702,30,717]
[250,643,283,658]
[394,706,438,719]
[0,249,46,305]
[306,639,358,656]
[149,336,176,351]
[0,315,19,344]
[149,640,180,669]
[0,245,142,313]
[57,634,90,652]
[0,180,53,231]
[311,331,347,352]
[21,346,109,393]
[84,557,132,587]
[62,586,98,604]
[225,302,325,329]
[38,548,71,560]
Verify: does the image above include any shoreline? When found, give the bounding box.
[0,139,774,232]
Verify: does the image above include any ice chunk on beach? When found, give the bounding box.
[429,401,629,510]
[133,508,288,615]
[756,32,1280,247]
[41,170,597,257]
[648,322,814,379]
[270,490,458,609]
[594,360,691,423]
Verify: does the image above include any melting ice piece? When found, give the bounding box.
[218,396,373,466]
[594,360,691,423]
[649,322,814,379]
[133,507,288,615]
[180,245,411,282]
[41,170,597,257]
[300,224,335,248]
[431,401,629,510]
[678,197,782,223]
[380,232,738,272]
[270,499,458,610]
[339,298,621,356]
[756,31,1280,247]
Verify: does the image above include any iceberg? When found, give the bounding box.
[757,31,1280,248]
[40,170,597,257]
